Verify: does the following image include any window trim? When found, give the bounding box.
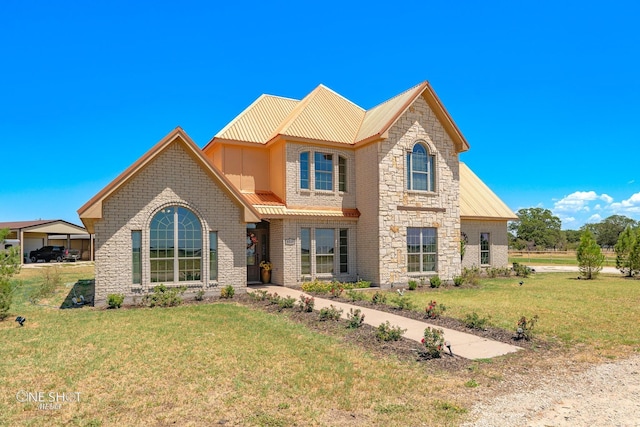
[299,151,310,190]
[407,142,435,193]
[407,227,438,273]
[210,231,218,281]
[338,156,347,193]
[480,232,491,265]
[314,152,333,191]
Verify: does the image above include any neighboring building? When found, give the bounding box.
[79,81,516,305]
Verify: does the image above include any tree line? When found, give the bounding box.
[509,208,637,251]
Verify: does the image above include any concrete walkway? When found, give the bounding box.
[249,285,522,360]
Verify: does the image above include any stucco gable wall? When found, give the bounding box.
[377,95,461,285]
[94,142,246,304]
[461,219,510,269]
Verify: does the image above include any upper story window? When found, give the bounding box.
[338,156,347,192]
[314,152,333,191]
[300,152,310,190]
[407,143,435,192]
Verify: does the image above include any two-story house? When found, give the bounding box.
[79,81,516,304]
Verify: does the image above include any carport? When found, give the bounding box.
[0,220,94,264]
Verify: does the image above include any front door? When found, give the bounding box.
[247,227,268,283]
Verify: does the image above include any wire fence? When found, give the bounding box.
[508,250,617,267]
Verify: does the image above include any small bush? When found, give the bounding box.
[29,266,61,302]
[345,289,365,302]
[515,315,539,340]
[352,279,372,289]
[195,289,205,301]
[463,312,489,330]
[371,291,387,304]
[513,263,532,278]
[107,293,124,309]
[220,285,235,299]
[429,275,441,288]
[346,308,365,328]
[297,295,315,312]
[329,281,344,298]
[407,280,418,291]
[277,295,296,310]
[301,279,333,294]
[392,289,415,310]
[250,289,269,301]
[318,305,343,321]
[453,276,464,287]
[421,327,445,359]
[143,284,186,307]
[376,321,406,341]
[425,300,446,319]
[462,267,481,286]
[0,282,13,320]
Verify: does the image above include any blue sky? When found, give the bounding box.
[1,0,638,230]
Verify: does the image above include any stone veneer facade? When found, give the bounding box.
[94,142,247,305]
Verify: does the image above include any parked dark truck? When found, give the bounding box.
[29,246,65,263]
[62,248,81,261]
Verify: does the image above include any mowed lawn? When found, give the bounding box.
[2,265,640,426]
[2,265,467,427]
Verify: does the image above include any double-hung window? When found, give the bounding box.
[314,153,333,190]
[407,227,437,272]
[407,143,435,192]
[480,232,490,265]
[315,228,334,274]
[300,152,310,190]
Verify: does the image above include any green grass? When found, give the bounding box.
[1,265,467,426]
[395,272,640,352]
[509,250,617,267]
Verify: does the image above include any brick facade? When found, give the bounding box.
[94,141,246,305]
[461,219,510,269]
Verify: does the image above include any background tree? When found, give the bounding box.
[576,230,605,279]
[0,228,21,320]
[582,215,637,249]
[614,226,637,277]
[508,208,562,250]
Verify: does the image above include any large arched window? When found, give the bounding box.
[150,206,202,283]
[407,143,435,192]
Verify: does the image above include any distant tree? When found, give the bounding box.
[614,226,637,277]
[0,228,22,320]
[582,215,637,248]
[564,230,582,245]
[508,208,562,250]
[576,230,605,279]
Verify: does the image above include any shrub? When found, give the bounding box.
[318,305,343,321]
[297,295,315,312]
[29,266,61,303]
[429,275,441,288]
[371,291,387,304]
[329,281,344,298]
[577,230,605,279]
[143,284,186,307]
[515,315,539,340]
[425,300,446,319]
[345,289,365,302]
[407,280,418,291]
[376,321,406,341]
[463,312,489,330]
[0,282,13,320]
[352,279,372,289]
[195,289,205,301]
[107,293,124,309]
[346,308,365,328]
[462,267,481,286]
[0,234,21,320]
[392,289,415,310]
[513,263,532,278]
[220,285,235,299]
[250,289,269,301]
[421,327,444,359]
[277,295,296,310]
[301,279,333,294]
[453,276,464,287]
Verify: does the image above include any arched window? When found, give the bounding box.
[150,206,202,283]
[407,143,435,192]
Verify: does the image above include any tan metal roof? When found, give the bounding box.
[356,82,427,142]
[460,163,517,220]
[215,95,299,143]
[0,220,88,234]
[208,81,469,152]
[241,191,285,206]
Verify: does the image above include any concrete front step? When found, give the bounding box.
[249,285,522,360]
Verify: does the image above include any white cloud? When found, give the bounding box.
[610,192,640,214]
[587,214,602,223]
[600,194,613,204]
[554,191,600,213]
[594,204,602,210]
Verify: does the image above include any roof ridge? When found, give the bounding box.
[365,81,427,113]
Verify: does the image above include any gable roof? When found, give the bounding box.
[0,220,88,235]
[206,81,469,152]
[460,163,518,220]
[78,127,261,233]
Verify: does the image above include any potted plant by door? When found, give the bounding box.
[259,261,272,284]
